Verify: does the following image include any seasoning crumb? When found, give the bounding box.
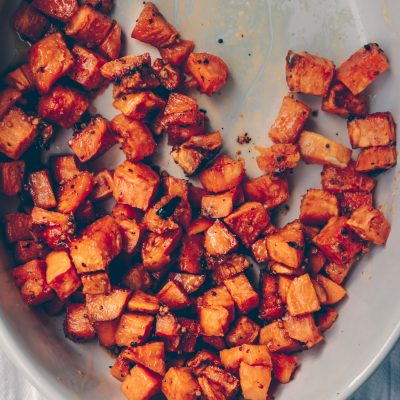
[241,34,244,38]
[248,53,252,56]
[312,110,318,117]
[237,132,251,144]
[218,38,224,44]
[236,150,242,155]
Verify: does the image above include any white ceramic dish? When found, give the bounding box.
[0,1,398,399]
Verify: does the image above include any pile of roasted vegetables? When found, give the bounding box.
[1,1,396,399]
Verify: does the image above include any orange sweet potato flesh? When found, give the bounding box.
[179,234,204,274]
[283,314,323,348]
[169,272,206,294]
[124,341,166,376]
[199,365,239,399]
[209,253,250,286]
[259,321,300,353]
[204,220,238,256]
[300,189,339,226]
[157,281,191,310]
[256,144,300,174]
[315,307,339,332]
[115,313,154,346]
[224,273,259,314]
[64,303,96,342]
[50,155,81,184]
[97,21,121,60]
[315,274,347,305]
[122,364,162,400]
[286,274,321,316]
[355,146,397,173]
[161,367,200,400]
[271,353,298,384]
[160,39,194,66]
[0,161,25,196]
[81,272,111,295]
[94,319,119,347]
[31,0,78,22]
[28,170,57,209]
[226,316,260,347]
[259,273,285,321]
[239,363,271,400]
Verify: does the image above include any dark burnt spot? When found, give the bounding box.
[156,196,181,219]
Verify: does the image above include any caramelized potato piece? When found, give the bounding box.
[324,260,354,284]
[220,344,272,372]
[81,272,111,295]
[268,95,311,143]
[166,113,205,145]
[338,191,373,217]
[209,253,251,285]
[0,87,22,120]
[300,189,339,226]
[204,220,238,256]
[259,320,300,353]
[94,319,119,347]
[122,264,151,292]
[315,274,347,305]
[299,131,352,168]
[31,0,78,22]
[122,364,162,400]
[28,170,57,209]
[224,273,259,314]
[315,307,339,332]
[286,274,320,316]
[256,144,300,174]
[161,92,199,127]
[14,240,45,264]
[355,146,397,172]
[155,312,180,338]
[197,376,225,400]
[271,353,298,384]
[115,313,154,347]
[169,273,206,294]
[127,290,160,314]
[163,176,189,201]
[153,58,181,91]
[283,314,323,348]
[101,54,152,81]
[251,237,269,263]
[90,169,113,202]
[259,273,285,321]
[97,20,121,60]
[160,39,194,66]
[162,367,200,400]
[28,33,74,94]
[124,341,166,376]
[131,2,178,48]
[157,281,191,310]
[0,161,25,196]
[307,246,327,276]
[50,155,81,184]
[239,363,271,400]
[346,205,390,245]
[336,43,389,95]
[179,234,204,274]
[200,365,239,399]
[4,64,35,93]
[84,0,114,14]
[226,316,260,347]
[111,349,133,382]
[187,217,213,236]
[64,303,96,342]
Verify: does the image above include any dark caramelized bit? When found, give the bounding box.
[0,161,25,196]
[31,0,78,22]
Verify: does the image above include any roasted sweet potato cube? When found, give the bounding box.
[259,273,285,321]
[50,155,81,184]
[336,43,389,95]
[152,58,181,91]
[201,187,243,219]
[187,217,213,236]
[4,64,35,93]
[113,161,160,211]
[160,39,194,66]
[321,163,376,193]
[268,95,311,143]
[313,216,363,265]
[117,219,142,254]
[122,364,162,400]
[163,176,189,201]
[271,353,298,384]
[111,349,133,381]
[70,215,122,273]
[338,191,373,217]
[204,220,238,256]
[131,2,178,48]
[256,144,300,174]
[90,169,113,202]
[300,189,339,226]
[239,363,271,400]
[110,115,156,162]
[355,146,397,172]
[166,114,205,145]
[315,307,338,332]
[199,155,245,193]
[169,273,206,294]
[315,274,346,305]
[197,376,225,400]
[198,306,232,337]
[224,202,270,247]
[0,107,38,160]
[124,341,166,376]
[322,81,367,118]
[200,365,239,399]
[161,92,199,127]
[86,288,131,322]
[12,259,54,306]
[57,172,94,214]
[251,237,269,263]
[162,367,200,400]
[243,175,289,210]
[185,53,229,96]
[127,290,160,314]
[224,273,259,314]
[178,234,204,274]
[186,350,221,376]
[81,272,111,295]
[286,274,320,316]
[14,240,45,263]
[0,87,22,121]
[28,33,74,94]
[286,50,335,96]
[299,131,352,168]
[226,316,260,347]
[115,313,154,347]
[307,246,327,275]
[84,0,114,13]
[75,200,96,225]
[65,5,112,48]
[201,336,226,351]
[259,321,300,353]
[0,161,25,196]
[97,20,121,60]
[94,319,119,347]
[28,170,56,209]
[31,0,78,22]
[64,303,95,342]
[283,314,323,348]
[220,344,272,372]
[157,281,191,310]
[122,264,151,291]
[324,260,353,284]
[209,253,251,285]
[155,312,180,338]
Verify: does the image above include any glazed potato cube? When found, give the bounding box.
[259,273,285,321]
[299,131,352,168]
[75,200,96,225]
[251,237,269,263]
[179,234,204,274]
[199,154,245,193]
[220,344,272,372]
[177,317,200,353]
[12,260,54,306]
[346,205,390,245]
[122,264,151,292]
[324,260,354,284]
[283,314,323,348]
[0,161,25,196]
[111,349,133,381]
[204,220,238,256]
[31,0,78,22]
[65,5,112,48]
[286,274,320,316]
[50,155,81,184]
[209,253,251,285]
[268,95,311,143]
[259,321,300,353]
[315,274,346,305]
[14,240,45,263]
[322,81,367,118]
[124,341,166,376]
[4,64,35,93]
[201,188,243,219]
[199,365,239,399]
[239,363,271,400]
[157,281,191,310]
[224,202,270,247]
[266,220,304,269]
[201,336,226,351]
[307,246,327,275]
[186,350,221,376]
[70,215,122,273]
[69,45,107,90]
[243,175,289,210]
[152,58,181,91]
[90,169,113,202]
[86,288,131,322]
[166,113,205,145]
[161,92,199,127]
[113,161,160,211]
[160,39,194,66]
[338,191,373,217]
[28,33,74,94]
[226,316,260,347]
[256,144,300,174]
[28,170,56,209]
[197,376,225,400]
[116,218,142,254]
[84,0,114,13]
[224,273,259,314]
[286,50,335,96]
[131,2,178,48]
[163,176,189,200]
[94,319,119,347]
[300,189,339,226]
[313,216,363,265]
[155,312,180,338]
[185,53,229,96]
[321,163,376,193]
[162,367,200,400]
[45,251,81,301]
[355,146,397,172]
[127,290,160,314]
[97,20,121,60]
[0,107,38,160]
[81,272,111,295]
[169,273,206,294]
[122,364,162,400]
[315,307,339,332]
[336,43,389,95]
[110,115,156,162]
[187,217,212,236]
[348,112,395,148]
[38,85,89,129]
[64,303,95,342]
[0,87,22,120]
[115,313,154,347]
[271,353,298,384]
[142,228,182,271]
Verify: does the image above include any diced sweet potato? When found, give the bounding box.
[94,319,119,347]
[127,290,160,314]
[65,5,112,48]
[315,307,338,332]
[197,376,225,400]
[299,131,352,168]
[315,274,346,305]
[0,87,22,122]
[338,191,373,217]
[12,259,54,306]
[200,365,239,399]
[0,107,38,160]
[177,234,203,274]
[14,240,45,263]
[160,39,194,66]
[186,350,221,376]
[283,314,323,348]
[243,175,289,210]
[111,349,133,381]
[97,20,121,60]
[300,189,339,226]
[31,0,78,22]
[271,353,298,384]
[116,218,142,254]
[209,253,251,286]
[355,146,397,172]
[28,33,74,94]
[113,161,160,211]
[90,169,113,202]
[221,344,272,372]
[81,272,111,295]
[28,170,57,209]
[226,316,260,347]
[157,281,191,310]
[4,64,35,93]
[75,200,96,225]
[84,0,114,13]
[201,336,226,351]
[115,313,154,347]
[313,216,363,265]
[224,202,270,247]
[268,95,311,143]
[0,161,25,196]
[199,155,245,193]
[161,92,199,127]
[259,320,300,353]
[336,43,389,95]
[239,363,271,400]
[169,273,206,294]
[152,58,181,91]
[259,273,285,321]
[162,367,200,400]
[86,288,131,322]
[251,237,269,263]
[122,264,151,291]
[286,274,320,316]
[286,50,335,96]
[187,217,213,236]
[163,176,189,201]
[50,155,81,184]
[124,341,166,376]
[204,220,238,256]
[166,112,205,145]
[256,144,300,174]
[224,273,259,314]
[155,312,180,338]
[64,303,95,342]
[307,246,327,275]
[122,364,162,400]
[201,187,243,219]
[324,260,354,284]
